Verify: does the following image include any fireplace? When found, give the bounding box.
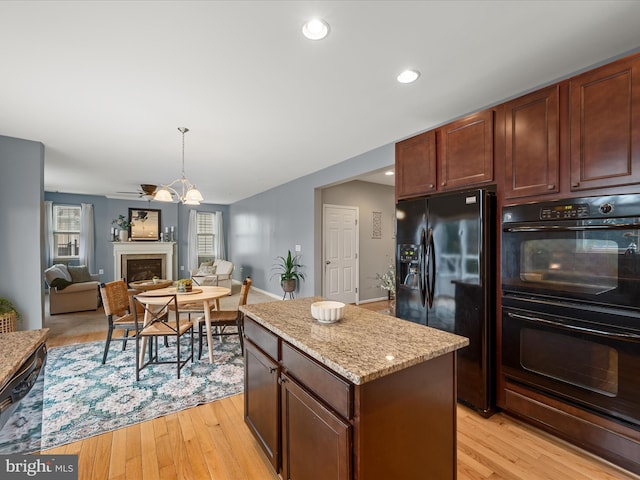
[123,255,165,283]
[112,242,176,281]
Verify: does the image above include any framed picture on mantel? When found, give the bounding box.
[129,208,161,241]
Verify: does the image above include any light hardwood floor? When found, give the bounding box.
[40,300,639,479]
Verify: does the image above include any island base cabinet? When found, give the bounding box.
[244,340,280,471]
[354,352,457,480]
[281,373,351,480]
[242,314,460,480]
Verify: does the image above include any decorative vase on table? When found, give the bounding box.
[119,230,128,242]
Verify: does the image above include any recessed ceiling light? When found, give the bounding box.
[397,69,420,84]
[302,18,329,40]
[385,170,394,176]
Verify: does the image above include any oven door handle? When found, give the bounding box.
[507,311,640,342]
[503,222,640,233]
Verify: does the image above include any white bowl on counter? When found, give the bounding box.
[311,301,345,324]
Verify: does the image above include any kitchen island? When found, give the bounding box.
[240,297,469,480]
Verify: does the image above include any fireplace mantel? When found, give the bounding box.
[112,242,177,281]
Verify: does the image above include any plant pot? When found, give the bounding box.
[119,230,128,242]
[0,311,17,333]
[281,279,297,293]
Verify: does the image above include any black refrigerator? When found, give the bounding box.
[395,188,495,416]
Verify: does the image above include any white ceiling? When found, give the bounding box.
[2,1,639,204]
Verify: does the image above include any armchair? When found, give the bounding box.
[191,259,234,292]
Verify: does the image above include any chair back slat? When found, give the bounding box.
[133,294,180,334]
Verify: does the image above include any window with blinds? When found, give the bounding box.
[53,205,81,259]
[197,212,215,258]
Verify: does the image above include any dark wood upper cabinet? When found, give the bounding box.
[395,130,437,200]
[570,55,640,191]
[504,85,560,199]
[437,109,494,191]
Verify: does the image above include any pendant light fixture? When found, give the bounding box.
[154,127,204,205]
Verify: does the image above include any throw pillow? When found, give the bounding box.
[68,265,93,283]
[50,277,74,290]
[199,260,214,267]
[44,264,72,284]
[195,265,216,276]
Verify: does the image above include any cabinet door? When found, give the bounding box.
[281,373,351,480]
[244,340,280,471]
[395,130,437,199]
[438,109,494,190]
[570,55,640,190]
[504,85,560,198]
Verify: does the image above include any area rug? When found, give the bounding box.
[0,335,243,454]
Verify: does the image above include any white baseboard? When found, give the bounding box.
[233,279,281,300]
[358,296,388,304]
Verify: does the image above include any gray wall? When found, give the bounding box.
[0,135,45,330]
[322,180,395,302]
[229,143,394,297]
[44,192,230,282]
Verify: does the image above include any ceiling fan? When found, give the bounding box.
[116,184,158,201]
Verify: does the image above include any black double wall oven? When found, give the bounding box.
[501,194,640,429]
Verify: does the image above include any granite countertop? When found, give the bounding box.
[0,329,49,391]
[240,297,468,385]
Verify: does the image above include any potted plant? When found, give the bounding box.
[376,264,396,314]
[0,297,21,333]
[174,278,193,293]
[272,250,305,295]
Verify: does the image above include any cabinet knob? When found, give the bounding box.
[429,184,434,189]
[441,182,446,187]
[547,184,555,190]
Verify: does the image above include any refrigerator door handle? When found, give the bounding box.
[428,228,436,308]
[425,227,436,308]
[419,228,427,307]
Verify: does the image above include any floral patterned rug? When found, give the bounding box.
[0,335,244,454]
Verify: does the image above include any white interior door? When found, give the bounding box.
[323,204,359,304]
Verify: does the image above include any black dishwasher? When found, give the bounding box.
[0,343,47,430]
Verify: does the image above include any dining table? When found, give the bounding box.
[135,285,231,364]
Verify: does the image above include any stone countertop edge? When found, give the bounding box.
[241,297,469,385]
[0,329,49,391]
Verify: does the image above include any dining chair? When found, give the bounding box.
[198,277,252,358]
[132,293,195,380]
[99,280,137,364]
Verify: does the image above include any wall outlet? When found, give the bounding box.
[180,265,184,271]
[295,244,301,252]
[98,269,104,275]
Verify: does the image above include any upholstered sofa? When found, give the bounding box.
[44,264,101,315]
[191,259,234,292]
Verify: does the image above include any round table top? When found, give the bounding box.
[129,279,173,291]
[135,285,231,304]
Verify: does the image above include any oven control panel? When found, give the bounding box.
[540,203,589,219]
